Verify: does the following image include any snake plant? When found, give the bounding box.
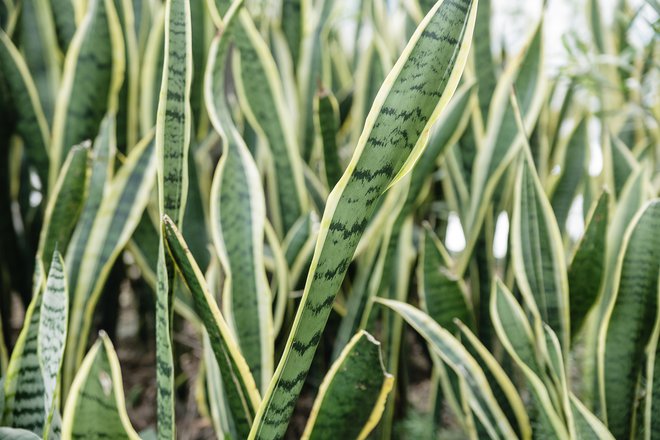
[0,0,658,438]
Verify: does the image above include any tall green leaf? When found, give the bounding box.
[36,144,90,275]
[0,30,50,187]
[63,132,156,394]
[2,264,45,434]
[38,251,68,438]
[568,191,608,338]
[418,226,473,332]
[315,89,343,188]
[598,200,660,439]
[154,0,192,436]
[460,20,546,274]
[205,16,273,392]
[231,7,308,235]
[511,152,570,349]
[250,2,477,436]
[49,0,125,190]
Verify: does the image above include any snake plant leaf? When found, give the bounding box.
[570,394,615,440]
[61,333,139,439]
[418,226,473,332]
[298,0,335,163]
[50,0,76,51]
[511,152,570,349]
[138,5,164,136]
[489,279,569,439]
[643,272,660,440]
[162,216,261,439]
[0,30,50,187]
[0,428,42,439]
[2,265,45,434]
[315,88,343,188]
[251,1,476,438]
[608,133,637,198]
[550,117,588,231]
[251,2,477,436]
[598,200,660,439]
[36,144,90,275]
[113,0,140,152]
[302,331,394,440]
[230,7,308,235]
[155,0,191,227]
[377,298,518,439]
[62,131,156,394]
[456,321,532,440]
[38,250,68,438]
[49,0,125,190]
[205,18,274,392]
[600,169,647,308]
[460,20,546,274]
[65,114,116,314]
[568,191,609,338]
[280,0,304,68]
[154,0,192,435]
[473,0,495,125]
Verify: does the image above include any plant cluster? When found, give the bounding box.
[0,0,658,438]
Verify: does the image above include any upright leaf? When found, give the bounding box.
[49,0,124,189]
[154,0,192,436]
[231,8,308,234]
[63,133,156,394]
[598,201,660,439]
[460,21,546,274]
[250,2,477,437]
[315,88,343,188]
[0,30,50,187]
[38,251,68,438]
[2,265,45,435]
[418,227,473,332]
[490,280,569,439]
[511,153,570,348]
[206,18,273,392]
[36,145,90,275]
[568,191,608,338]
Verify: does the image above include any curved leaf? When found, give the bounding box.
[377,298,519,439]
[302,331,393,440]
[61,333,139,439]
[162,216,261,439]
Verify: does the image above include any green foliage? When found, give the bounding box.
[0,0,658,438]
